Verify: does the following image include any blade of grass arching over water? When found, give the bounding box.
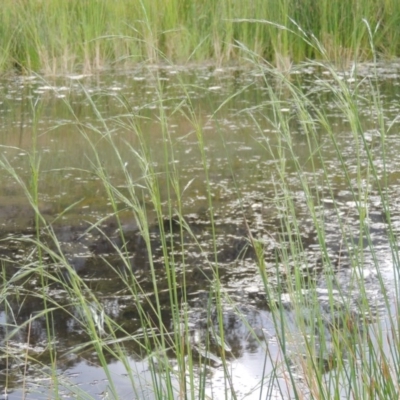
[66,75,197,397]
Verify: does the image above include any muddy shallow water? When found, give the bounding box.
[1,63,400,399]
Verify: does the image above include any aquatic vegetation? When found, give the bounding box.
[0,0,400,73]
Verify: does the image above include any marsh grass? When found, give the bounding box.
[249,34,400,398]
[1,24,400,400]
[1,0,400,73]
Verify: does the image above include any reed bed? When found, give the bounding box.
[1,27,400,400]
[1,0,400,74]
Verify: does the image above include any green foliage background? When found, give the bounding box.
[1,0,399,73]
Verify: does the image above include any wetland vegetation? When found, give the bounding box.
[1,0,400,73]
[1,2,400,400]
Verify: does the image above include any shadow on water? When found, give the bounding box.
[1,64,400,398]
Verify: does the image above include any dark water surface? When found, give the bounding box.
[1,63,400,399]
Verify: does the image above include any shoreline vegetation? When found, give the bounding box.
[2,0,400,74]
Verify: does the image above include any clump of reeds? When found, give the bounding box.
[1,0,399,73]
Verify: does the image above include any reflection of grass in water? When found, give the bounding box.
[1,31,400,399]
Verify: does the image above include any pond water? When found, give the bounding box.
[1,62,400,399]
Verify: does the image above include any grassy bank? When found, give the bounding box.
[1,0,400,74]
